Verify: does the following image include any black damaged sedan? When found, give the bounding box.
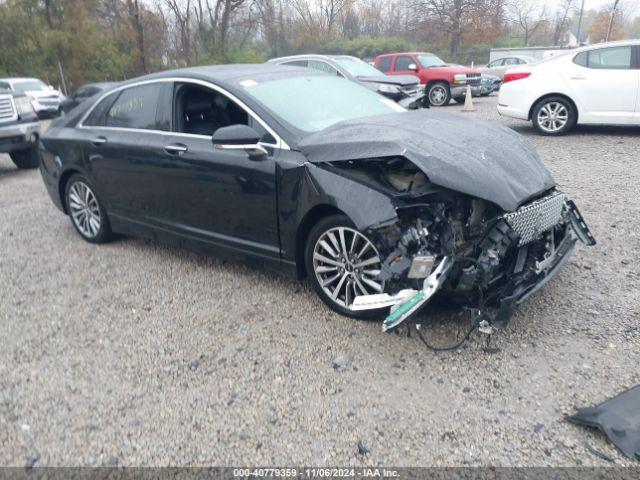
[39,64,595,332]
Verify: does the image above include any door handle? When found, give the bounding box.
[570,75,586,80]
[164,144,188,155]
[91,136,107,146]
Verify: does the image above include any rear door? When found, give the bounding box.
[81,81,176,219]
[563,45,639,123]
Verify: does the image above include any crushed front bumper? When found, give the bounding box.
[353,199,596,331]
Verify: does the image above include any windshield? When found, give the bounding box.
[334,57,384,77]
[417,54,447,68]
[13,80,47,93]
[243,75,404,133]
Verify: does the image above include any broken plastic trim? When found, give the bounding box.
[351,257,453,332]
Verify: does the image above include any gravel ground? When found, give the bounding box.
[0,96,639,467]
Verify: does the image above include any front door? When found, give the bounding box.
[564,45,639,123]
[149,81,280,259]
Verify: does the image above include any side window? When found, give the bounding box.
[105,83,164,130]
[377,57,392,72]
[174,83,249,137]
[0,81,11,91]
[573,52,588,67]
[281,60,308,67]
[586,47,632,70]
[73,87,88,99]
[394,55,413,71]
[503,58,519,66]
[83,91,120,127]
[307,60,339,75]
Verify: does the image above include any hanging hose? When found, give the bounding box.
[414,321,477,352]
[412,254,488,352]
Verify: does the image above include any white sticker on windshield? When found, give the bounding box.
[380,97,407,112]
[240,79,258,88]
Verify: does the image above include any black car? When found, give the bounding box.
[60,82,117,114]
[269,55,427,109]
[39,64,595,332]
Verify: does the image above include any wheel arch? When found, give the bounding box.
[58,168,82,214]
[295,204,347,279]
[529,93,579,122]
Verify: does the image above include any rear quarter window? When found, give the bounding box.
[83,91,119,127]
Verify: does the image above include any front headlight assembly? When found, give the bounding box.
[14,96,36,116]
[375,83,400,95]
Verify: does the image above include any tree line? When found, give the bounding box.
[0,0,638,92]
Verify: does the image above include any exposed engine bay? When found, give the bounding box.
[326,156,597,334]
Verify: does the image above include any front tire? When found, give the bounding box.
[531,97,577,135]
[10,147,39,169]
[427,82,451,107]
[64,174,112,243]
[305,214,388,319]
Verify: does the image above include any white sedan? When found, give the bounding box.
[498,40,640,135]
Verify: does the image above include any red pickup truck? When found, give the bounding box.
[374,52,481,106]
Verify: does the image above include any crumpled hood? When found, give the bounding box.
[297,110,555,212]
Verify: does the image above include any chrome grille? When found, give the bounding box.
[505,192,566,246]
[466,74,481,86]
[0,96,17,122]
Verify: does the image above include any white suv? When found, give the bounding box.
[498,40,640,135]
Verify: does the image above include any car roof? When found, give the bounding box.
[269,54,359,63]
[377,52,433,57]
[121,63,321,87]
[572,39,640,53]
[0,77,43,84]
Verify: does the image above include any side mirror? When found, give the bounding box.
[212,124,267,158]
[408,63,418,72]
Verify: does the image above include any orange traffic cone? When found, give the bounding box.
[462,84,475,112]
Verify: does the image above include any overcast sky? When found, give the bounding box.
[539,0,634,11]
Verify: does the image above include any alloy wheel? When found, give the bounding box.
[312,227,384,309]
[68,181,102,238]
[536,102,569,133]
[429,85,447,106]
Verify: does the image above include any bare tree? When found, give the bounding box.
[293,0,356,37]
[551,0,575,45]
[509,0,548,46]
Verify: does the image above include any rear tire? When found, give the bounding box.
[427,82,451,107]
[531,96,577,136]
[64,174,112,244]
[10,147,39,169]
[304,214,388,319]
